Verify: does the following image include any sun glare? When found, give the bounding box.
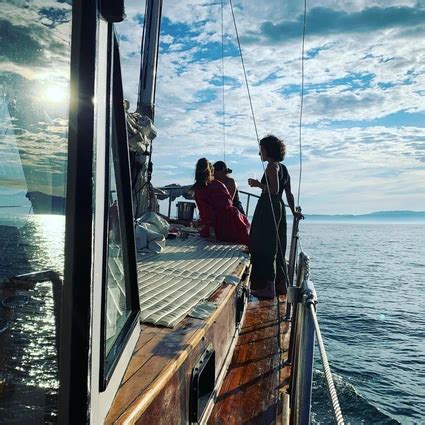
[43,84,68,103]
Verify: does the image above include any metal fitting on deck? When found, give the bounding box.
[302,287,317,307]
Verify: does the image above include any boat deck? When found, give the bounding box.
[106,234,291,424]
[106,236,250,424]
[209,295,291,425]
[137,236,249,327]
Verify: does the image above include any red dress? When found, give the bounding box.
[194,180,250,245]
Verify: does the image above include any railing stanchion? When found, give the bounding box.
[285,206,301,321]
[287,251,344,425]
[290,278,316,425]
[167,188,173,218]
[287,252,308,367]
[246,194,250,216]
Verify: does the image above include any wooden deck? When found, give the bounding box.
[106,263,249,424]
[208,295,291,425]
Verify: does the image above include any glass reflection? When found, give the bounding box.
[105,138,131,357]
[0,1,72,422]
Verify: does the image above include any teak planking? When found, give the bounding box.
[208,295,290,425]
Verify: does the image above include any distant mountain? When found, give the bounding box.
[301,210,425,221]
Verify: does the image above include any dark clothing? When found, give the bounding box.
[249,163,290,289]
[232,189,246,215]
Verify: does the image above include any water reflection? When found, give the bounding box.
[0,215,64,423]
[1,0,72,422]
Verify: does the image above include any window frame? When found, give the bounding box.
[58,1,98,423]
[59,4,141,424]
[99,30,141,391]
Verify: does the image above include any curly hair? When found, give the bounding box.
[260,135,286,161]
[193,158,213,189]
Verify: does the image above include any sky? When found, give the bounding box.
[117,0,425,214]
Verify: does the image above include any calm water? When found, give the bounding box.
[1,217,424,423]
[298,222,425,425]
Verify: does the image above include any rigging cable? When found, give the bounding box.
[229,0,291,408]
[297,0,307,206]
[221,0,226,161]
[229,0,289,287]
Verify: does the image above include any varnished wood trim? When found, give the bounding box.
[114,262,248,424]
[199,271,250,425]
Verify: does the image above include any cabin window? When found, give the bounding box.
[100,68,140,386]
[104,143,131,362]
[0,0,72,422]
[89,27,140,422]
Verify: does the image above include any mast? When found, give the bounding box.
[131,0,162,218]
[137,0,163,120]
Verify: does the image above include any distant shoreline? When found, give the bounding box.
[293,210,425,222]
[277,210,425,223]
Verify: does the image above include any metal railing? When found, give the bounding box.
[238,190,260,216]
[158,187,261,219]
[285,206,302,321]
[286,252,344,425]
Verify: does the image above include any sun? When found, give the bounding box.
[43,84,68,103]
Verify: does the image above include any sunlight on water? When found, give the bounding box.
[0,214,65,423]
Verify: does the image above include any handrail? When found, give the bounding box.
[158,186,290,221]
[287,252,345,425]
[237,189,260,217]
[159,187,262,218]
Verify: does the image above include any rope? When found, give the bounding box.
[221,0,226,161]
[297,0,307,206]
[308,304,345,425]
[228,1,290,411]
[229,0,287,276]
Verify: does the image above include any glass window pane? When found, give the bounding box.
[105,143,131,357]
[0,1,72,422]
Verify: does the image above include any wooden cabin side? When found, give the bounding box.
[106,260,251,424]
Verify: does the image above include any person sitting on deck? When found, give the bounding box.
[193,158,250,245]
[213,161,246,216]
[248,135,304,299]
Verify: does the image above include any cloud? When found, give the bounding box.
[116,1,425,214]
[255,6,425,43]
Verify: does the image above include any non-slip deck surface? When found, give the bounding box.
[209,296,289,425]
[137,236,249,327]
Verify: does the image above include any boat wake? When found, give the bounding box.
[311,369,400,425]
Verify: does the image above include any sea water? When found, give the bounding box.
[1,217,424,424]
[298,222,425,425]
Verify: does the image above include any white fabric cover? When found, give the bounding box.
[137,236,249,327]
[135,212,170,254]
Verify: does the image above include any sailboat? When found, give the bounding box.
[0,1,343,424]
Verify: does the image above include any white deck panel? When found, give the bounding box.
[137,236,249,327]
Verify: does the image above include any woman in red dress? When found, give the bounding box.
[193,158,250,245]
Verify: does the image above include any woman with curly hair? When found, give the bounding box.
[193,158,250,245]
[248,135,304,298]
